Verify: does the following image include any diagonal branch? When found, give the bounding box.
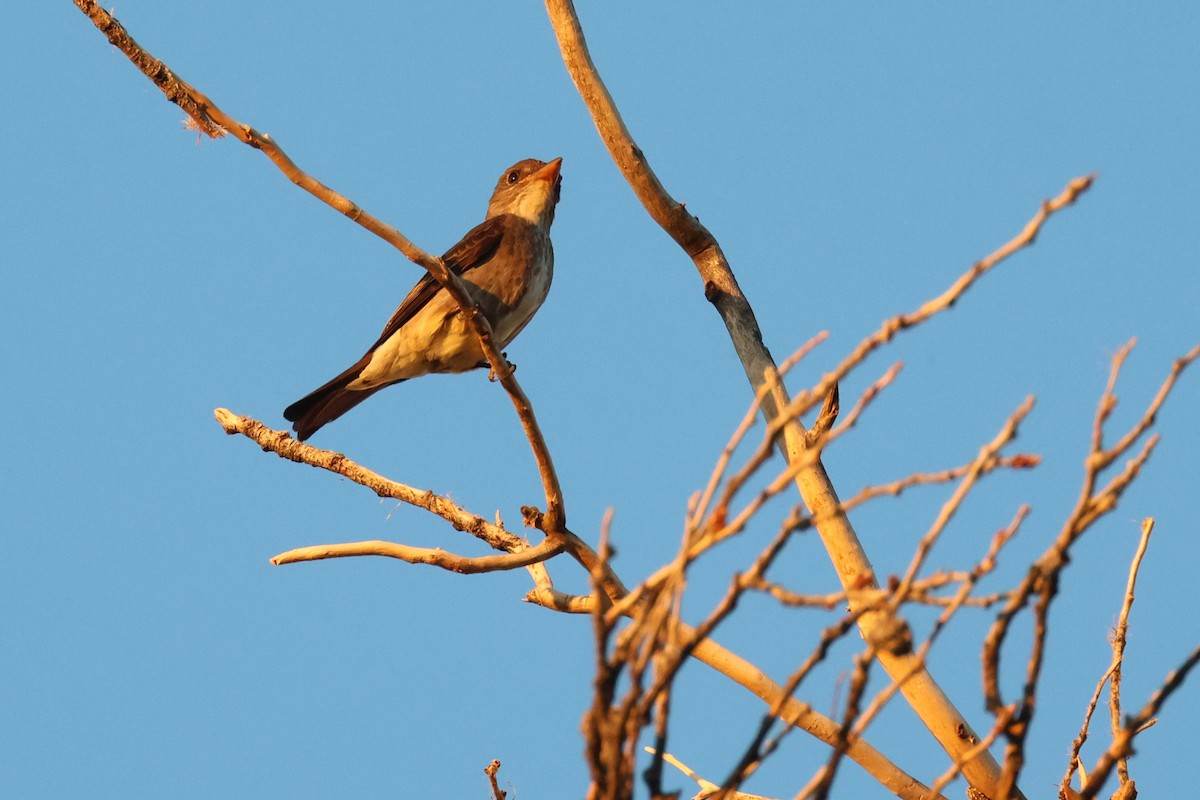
[542,4,1098,797]
[823,176,1093,396]
[215,408,630,603]
[215,408,527,551]
[73,0,567,533]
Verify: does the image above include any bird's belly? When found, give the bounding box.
[351,301,484,388]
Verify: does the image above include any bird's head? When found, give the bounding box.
[486,157,563,228]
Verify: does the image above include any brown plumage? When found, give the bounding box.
[284,158,562,441]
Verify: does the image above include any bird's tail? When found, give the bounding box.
[283,353,400,441]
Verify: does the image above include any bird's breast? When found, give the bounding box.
[479,232,554,347]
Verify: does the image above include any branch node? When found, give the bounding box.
[806,382,841,447]
[521,505,544,529]
[703,279,721,304]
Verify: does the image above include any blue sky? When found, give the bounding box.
[4,3,1198,798]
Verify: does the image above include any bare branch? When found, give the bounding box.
[214,409,527,552]
[924,705,1017,800]
[1096,344,1200,472]
[690,334,829,533]
[72,1,226,138]
[983,344,1200,711]
[891,397,1035,609]
[485,759,507,800]
[1062,660,1118,800]
[539,583,944,800]
[748,574,1009,611]
[822,363,902,442]
[841,455,1040,514]
[718,608,872,798]
[825,175,1094,396]
[1060,518,1155,797]
[612,365,897,629]
[862,507,1028,735]
[644,747,778,800]
[798,649,875,800]
[270,536,565,572]
[1108,518,1154,784]
[1077,641,1200,800]
[544,0,795,439]
[980,345,1199,799]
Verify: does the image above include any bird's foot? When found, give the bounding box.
[487,354,516,382]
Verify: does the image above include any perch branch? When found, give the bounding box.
[73,0,567,533]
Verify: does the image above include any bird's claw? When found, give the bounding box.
[487,354,515,382]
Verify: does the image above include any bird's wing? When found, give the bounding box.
[368,215,509,350]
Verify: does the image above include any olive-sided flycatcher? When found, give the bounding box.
[284,157,563,441]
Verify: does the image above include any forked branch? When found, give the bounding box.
[543,2,1100,797]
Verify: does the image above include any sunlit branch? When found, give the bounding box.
[271,536,565,572]
[841,455,1040,514]
[1060,518,1155,797]
[214,409,527,552]
[73,0,567,533]
[530,584,944,800]
[545,8,1097,793]
[890,397,1035,610]
[1077,641,1200,800]
[981,344,1199,799]
[690,334,830,532]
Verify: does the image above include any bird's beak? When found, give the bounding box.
[533,157,563,185]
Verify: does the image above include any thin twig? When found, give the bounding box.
[1109,518,1155,783]
[270,536,565,572]
[890,397,1035,612]
[690,334,829,532]
[982,344,1198,799]
[841,455,1040,513]
[983,344,1200,715]
[532,585,945,800]
[1059,518,1155,796]
[1077,641,1200,800]
[214,409,526,551]
[749,574,1010,611]
[821,175,1095,399]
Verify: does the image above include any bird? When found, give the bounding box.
[283,157,563,441]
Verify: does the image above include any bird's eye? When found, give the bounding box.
[506,170,520,184]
